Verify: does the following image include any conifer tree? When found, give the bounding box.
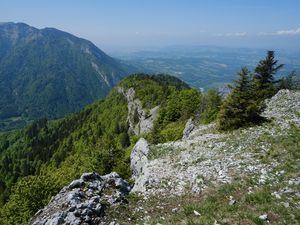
[218,68,262,130]
[254,51,284,99]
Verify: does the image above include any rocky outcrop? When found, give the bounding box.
[117,87,159,135]
[262,89,300,128]
[130,138,150,193]
[129,90,300,196]
[30,172,131,225]
[182,118,195,139]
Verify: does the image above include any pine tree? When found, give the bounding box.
[200,89,222,124]
[218,68,262,130]
[254,51,284,99]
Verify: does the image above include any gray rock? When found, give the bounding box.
[182,118,195,139]
[130,138,150,192]
[172,208,178,213]
[117,87,159,135]
[259,214,268,221]
[30,172,130,225]
[68,179,84,189]
[229,196,236,205]
[283,202,290,208]
[214,220,221,225]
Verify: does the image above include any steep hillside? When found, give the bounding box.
[25,89,300,225]
[106,90,300,224]
[0,22,132,131]
[0,74,197,225]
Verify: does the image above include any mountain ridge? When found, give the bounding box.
[29,89,300,225]
[0,22,133,131]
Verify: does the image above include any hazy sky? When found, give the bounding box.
[1,0,300,52]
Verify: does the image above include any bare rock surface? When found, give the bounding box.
[130,138,150,193]
[182,118,195,139]
[117,87,159,135]
[30,172,131,225]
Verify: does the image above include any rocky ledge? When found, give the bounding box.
[129,89,300,196]
[30,172,131,225]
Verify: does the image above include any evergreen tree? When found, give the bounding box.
[278,72,298,90]
[218,68,262,130]
[254,51,284,99]
[199,89,223,124]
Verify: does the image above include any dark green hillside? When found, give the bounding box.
[0,22,132,131]
[0,74,203,225]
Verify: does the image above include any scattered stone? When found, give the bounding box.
[229,196,236,205]
[172,208,178,213]
[288,177,300,186]
[271,191,281,199]
[283,202,290,208]
[259,214,268,221]
[214,220,221,225]
[193,210,201,216]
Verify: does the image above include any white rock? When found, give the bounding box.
[193,210,201,216]
[130,138,150,193]
[259,214,268,220]
[172,208,178,213]
[182,118,195,139]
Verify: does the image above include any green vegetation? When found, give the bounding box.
[0,74,199,225]
[278,71,300,90]
[218,68,262,130]
[199,89,223,124]
[150,88,202,143]
[0,22,131,131]
[218,51,289,131]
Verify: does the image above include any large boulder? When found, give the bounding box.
[130,138,150,192]
[30,172,131,225]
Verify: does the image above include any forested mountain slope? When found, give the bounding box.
[0,74,201,224]
[0,22,132,131]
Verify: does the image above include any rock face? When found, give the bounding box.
[130,138,150,193]
[30,172,131,225]
[182,118,195,139]
[117,87,159,135]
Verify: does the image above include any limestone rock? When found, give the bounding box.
[30,172,130,225]
[130,138,150,192]
[117,87,159,135]
[259,214,268,221]
[182,118,195,139]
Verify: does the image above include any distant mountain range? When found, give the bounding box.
[0,22,133,131]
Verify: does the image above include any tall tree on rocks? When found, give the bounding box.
[254,51,284,100]
[218,68,262,130]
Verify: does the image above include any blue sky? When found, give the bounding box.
[1,0,300,51]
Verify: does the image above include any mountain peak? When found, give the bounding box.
[0,22,132,131]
